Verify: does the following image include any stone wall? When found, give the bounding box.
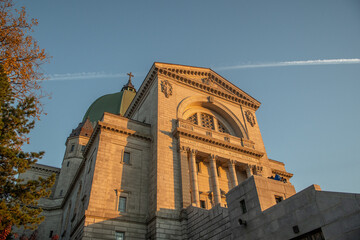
[185,205,232,240]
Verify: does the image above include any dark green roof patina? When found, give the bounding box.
[82,87,136,123]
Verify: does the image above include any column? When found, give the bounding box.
[228,160,238,189]
[209,154,221,205]
[179,147,191,208]
[246,164,253,178]
[188,149,200,207]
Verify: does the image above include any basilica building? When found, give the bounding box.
[21,63,360,240]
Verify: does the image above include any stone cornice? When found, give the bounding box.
[157,67,260,110]
[83,120,152,156]
[272,169,294,178]
[125,62,261,118]
[30,164,60,174]
[173,127,264,159]
[98,122,152,141]
[125,64,158,118]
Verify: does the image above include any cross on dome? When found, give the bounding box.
[127,72,134,81]
[122,72,136,92]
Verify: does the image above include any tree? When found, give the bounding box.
[0,65,54,238]
[0,0,49,117]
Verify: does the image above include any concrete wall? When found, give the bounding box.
[227,176,360,240]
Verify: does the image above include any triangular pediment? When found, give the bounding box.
[155,63,260,108]
[125,62,261,118]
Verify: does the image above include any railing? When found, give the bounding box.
[177,119,255,149]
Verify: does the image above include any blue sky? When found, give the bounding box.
[18,0,360,193]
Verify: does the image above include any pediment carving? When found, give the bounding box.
[156,65,260,109]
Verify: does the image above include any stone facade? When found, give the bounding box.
[19,62,360,239]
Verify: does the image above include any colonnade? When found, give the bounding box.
[182,147,254,207]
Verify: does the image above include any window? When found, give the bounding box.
[240,199,247,213]
[196,162,200,173]
[218,120,229,133]
[67,161,70,167]
[70,144,75,152]
[81,145,85,152]
[123,152,130,164]
[118,196,127,213]
[275,195,283,203]
[186,112,231,135]
[59,190,63,196]
[115,232,125,240]
[200,113,215,130]
[200,200,206,209]
[187,113,198,125]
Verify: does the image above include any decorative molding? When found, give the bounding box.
[173,127,264,159]
[30,165,61,174]
[245,110,256,127]
[125,63,261,118]
[98,122,152,141]
[158,68,259,110]
[201,78,214,86]
[208,96,214,103]
[272,169,294,178]
[160,80,173,98]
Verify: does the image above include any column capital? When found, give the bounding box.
[190,149,198,154]
[210,154,217,161]
[179,145,188,153]
[247,164,255,169]
[229,159,237,165]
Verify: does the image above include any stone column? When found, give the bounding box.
[228,160,238,188]
[179,147,191,208]
[188,149,200,207]
[246,164,253,178]
[209,154,221,205]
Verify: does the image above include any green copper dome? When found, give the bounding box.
[83,83,136,123]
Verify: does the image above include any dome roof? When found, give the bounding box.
[82,89,136,123]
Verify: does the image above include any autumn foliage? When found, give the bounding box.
[0,0,48,117]
[0,0,54,238]
[0,65,55,238]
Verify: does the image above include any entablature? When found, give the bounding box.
[174,119,264,160]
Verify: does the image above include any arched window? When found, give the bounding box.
[187,112,230,134]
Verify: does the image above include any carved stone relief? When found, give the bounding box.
[161,80,173,98]
[245,110,256,127]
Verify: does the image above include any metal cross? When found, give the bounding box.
[127,72,134,81]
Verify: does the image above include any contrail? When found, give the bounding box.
[215,58,360,71]
[46,72,127,81]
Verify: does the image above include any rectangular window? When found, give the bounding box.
[81,145,85,152]
[275,195,283,203]
[70,144,75,152]
[240,199,247,213]
[115,231,125,240]
[67,161,70,167]
[196,162,200,173]
[200,200,206,209]
[123,152,130,164]
[118,196,127,213]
